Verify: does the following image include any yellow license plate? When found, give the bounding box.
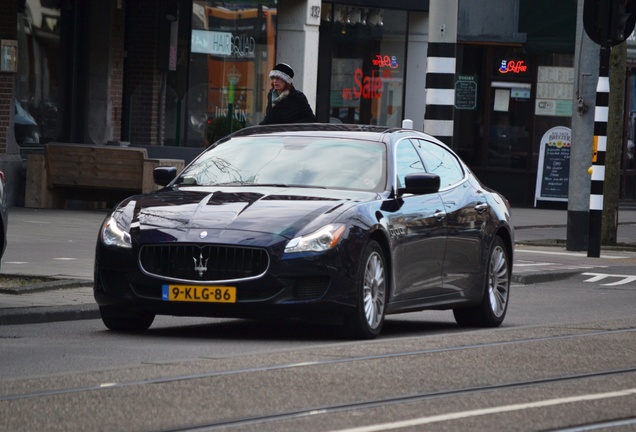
[162,285,236,303]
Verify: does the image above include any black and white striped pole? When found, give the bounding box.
[587,45,610,258]
[423,0,458,147]
[582,0,636,257]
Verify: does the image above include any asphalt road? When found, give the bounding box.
[2,320,635,430]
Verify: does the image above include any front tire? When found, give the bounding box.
[99,305,155,332]
[453,236,510,328]
[345,240,387,339]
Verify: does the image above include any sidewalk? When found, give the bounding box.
[513,206,636,247]
[1,206,636,326]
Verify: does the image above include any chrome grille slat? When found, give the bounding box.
[139,244,269,283]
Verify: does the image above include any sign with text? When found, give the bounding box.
[535,66,574,117]
[455,75,477,110]
[498,59,528,75]
[535,126,571,206]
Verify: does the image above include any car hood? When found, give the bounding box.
[124,186,377,244]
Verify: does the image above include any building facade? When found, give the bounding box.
[0,0,630,208]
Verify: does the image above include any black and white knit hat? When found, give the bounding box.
[269,63,294,84]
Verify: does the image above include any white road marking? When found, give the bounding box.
[330,388,636,432]
[514,261,553,267]
[515,249,625,259]
[582,272,636,286]
[54,257,78,261]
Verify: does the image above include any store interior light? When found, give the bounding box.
[349,8,362,25]
[367,9,384,26]
[165,2,179,22]
[327,6,383,27]
[321,3,332,22]
[334,5,346,24]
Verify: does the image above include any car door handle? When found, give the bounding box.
[434,211,446,221]
[475,202,489,213]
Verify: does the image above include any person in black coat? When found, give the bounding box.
[260,63,317,125]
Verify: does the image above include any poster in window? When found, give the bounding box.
[534,126,571,206]
[0,40,17,73]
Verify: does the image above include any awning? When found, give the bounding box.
[518,0,577,54]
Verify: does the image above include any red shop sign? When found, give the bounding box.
[342,68,393,101]
[499,60,528,74]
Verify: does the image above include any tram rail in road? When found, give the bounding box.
[3,321,636,431]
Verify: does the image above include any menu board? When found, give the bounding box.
[455,75,477,110]
[534,126,571,206]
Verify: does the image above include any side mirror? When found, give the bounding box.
[153,166,178,186]
[398,173,440,196]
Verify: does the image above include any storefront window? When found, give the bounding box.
[621,69,636,199]
[325,5,406,126]
[15,1,62,152]
[189,1,277,146]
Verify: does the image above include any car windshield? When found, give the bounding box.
[175,135,387,192]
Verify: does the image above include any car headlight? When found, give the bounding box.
[101,216,132,249]
[285,224,346,253]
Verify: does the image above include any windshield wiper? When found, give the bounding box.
[185,182,328,189]
[252,183,327,189]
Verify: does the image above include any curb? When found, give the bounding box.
[0,304,100,326]
[512,270,580,285]
[515,240,636,252]
[0,278,93,295]
[0,276,97,325]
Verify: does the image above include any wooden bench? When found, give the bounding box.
[25,143,185,209]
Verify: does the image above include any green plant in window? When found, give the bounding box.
[206,116,245,145]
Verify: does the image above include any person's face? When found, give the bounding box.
[271,77,287,92]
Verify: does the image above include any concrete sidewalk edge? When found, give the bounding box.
[0,278,93,295]
[512,270,579,285]
[0,304,99,326]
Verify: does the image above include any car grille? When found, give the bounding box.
[139,244,269,282]
[293,277,330,300]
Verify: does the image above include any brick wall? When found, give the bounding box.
[0,0,18,154]
[126,0,161,145]
[111,3,125,141]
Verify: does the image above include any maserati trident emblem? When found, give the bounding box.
[193,253,209,277]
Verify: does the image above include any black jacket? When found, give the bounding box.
[260,88,317,125]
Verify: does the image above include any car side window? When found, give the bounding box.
[410,139,465,188]
[395,140,425,188]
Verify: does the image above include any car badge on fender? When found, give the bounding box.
[193,253,209,277]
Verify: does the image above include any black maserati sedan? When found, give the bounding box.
[94,124,514,339]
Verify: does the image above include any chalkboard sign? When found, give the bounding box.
[534,126,571,206]
[455,75,477,110]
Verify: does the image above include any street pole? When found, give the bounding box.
[568,0,598,252]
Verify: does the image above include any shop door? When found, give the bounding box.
[486,83,532,170]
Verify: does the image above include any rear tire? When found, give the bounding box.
[99,306,155,332]
[344,241,387,339]
[453,236,510,328]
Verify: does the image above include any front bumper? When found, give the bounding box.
[94,241,360,321]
